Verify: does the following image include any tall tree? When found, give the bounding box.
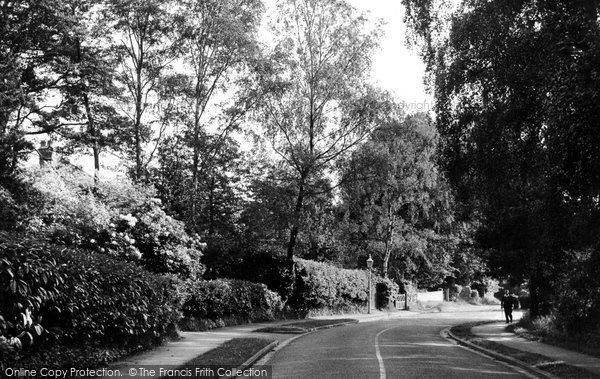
[175,0,262,192]
[107,0,176,180]
[261,0,388,260]
[341,112,453,280]
[0,1,73,178]
[403,0,600,316]
[168,0,264,227]
[56,0,128,181]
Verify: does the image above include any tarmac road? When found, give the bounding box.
[262,308,532,379]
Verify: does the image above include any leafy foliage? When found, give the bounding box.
[553,249,600,332]
[341,111,457,286]
[179,279,283,330]
[0,1,73,179]
[289,258,399,315]
[0,234,182,367]
[156,134,246,239]
[21,166,204,279]
[403,0,600,319]
[226,249,295,300]
[258,0,389,259]
[238,162,347,263]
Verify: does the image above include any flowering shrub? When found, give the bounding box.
[20,166,204,279]
[179,279,283,330]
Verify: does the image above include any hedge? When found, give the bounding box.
[0,234,182,368]
[179,279,283,330]
[289,258,399,315]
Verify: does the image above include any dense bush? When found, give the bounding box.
[0,235,182,367]
[289,258,399,315]
[553,249,600,332]
[0,177,44,231]
[22,166,204,279]
[0,234,60,356]
[227,249,295,299]
[205,250,399,315]
[179,279,283,330]
[518,295,530,309]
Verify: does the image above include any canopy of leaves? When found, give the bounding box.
[403,0,600,316]
[341,111,456,286]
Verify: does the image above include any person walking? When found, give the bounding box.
[501,290,515,323]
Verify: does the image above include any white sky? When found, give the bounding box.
[27,0,434,174]
[348,0,432,112]
[262,0,433,112]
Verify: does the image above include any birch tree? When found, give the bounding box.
[261,0,388,260]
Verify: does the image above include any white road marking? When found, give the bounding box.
[375,326,402,379]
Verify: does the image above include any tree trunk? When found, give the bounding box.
[208,175,215,236]
[190,76,204,228]
[134,85,143,180]
[75,27,100,184]
[287,178,306,260]
[0,114,12,178]
[382,202,396,278]
[83,92,100,183]
[133,32,145,181]
[383,242,391,278]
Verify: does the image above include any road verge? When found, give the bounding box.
[253,318,358,334]
[444,322,597,378]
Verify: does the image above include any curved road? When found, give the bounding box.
[262,308,531,379]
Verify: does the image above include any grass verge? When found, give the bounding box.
[509,323,600,359]
[254,318,357,333]
[183,337,273,367]
[166,338,274,379]
[450,322,597,379]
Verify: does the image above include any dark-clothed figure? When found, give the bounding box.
[501,290,515,323]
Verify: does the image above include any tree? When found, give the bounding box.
[260,0,388,260]
[239,159,344,261]
[0,1,73,178]
[155,133,245,239]
[106,0,176,180]
[162,0,263,228]
[403,0,600,317]
[341,112,453,281]
[55,0,128,181]
[174,0,263,192]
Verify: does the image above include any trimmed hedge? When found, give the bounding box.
[0,234,182,368]
[179,279,283,330]
[289,258,399,315]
